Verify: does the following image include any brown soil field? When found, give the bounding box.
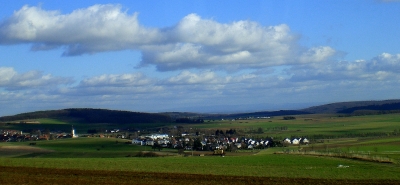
[0,146,53,157]
[0,166,399,185]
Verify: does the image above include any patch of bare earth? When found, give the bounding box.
[0,146,53,157]
[0,166,399,185]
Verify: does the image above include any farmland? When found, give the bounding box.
[1,113,400,184]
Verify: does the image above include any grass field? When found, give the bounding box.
[1,113,400,184]
[0,154,399,179]
[197,114,400,139]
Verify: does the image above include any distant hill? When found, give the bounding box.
[2,99,400,124]
[301,99,400,114]
[337,102,400,114]
[0,108,172,124]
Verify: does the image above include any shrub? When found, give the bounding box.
[134,151,159,157]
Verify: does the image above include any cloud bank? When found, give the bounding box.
[1,52,399,114]
[0,4,336,71]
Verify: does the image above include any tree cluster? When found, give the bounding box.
[175,118,204,123]
[283,116,296,120]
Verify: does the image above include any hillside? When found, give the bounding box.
[301,99,400,114]
[1,100,400,124]
[0,108,172,124]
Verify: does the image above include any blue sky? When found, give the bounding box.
[1,0,400,116]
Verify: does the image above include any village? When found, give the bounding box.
[0,125,310,153]
[131,132,310,152]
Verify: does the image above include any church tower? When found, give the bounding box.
[71,125,77,138]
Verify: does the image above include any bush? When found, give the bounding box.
[134,151,159,157]
[283,116,296,120]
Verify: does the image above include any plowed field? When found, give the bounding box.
[1,166,399,185]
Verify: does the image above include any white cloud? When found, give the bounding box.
[171,14,293,52]
[0,67,73,90]
[167,70,220,84]
[55,73,162,97]
[141,14,315,70]
[299,46,336,63]
[367,53,400,72]
[80,73,152,87]
[1,5,337,71]
[288,52,400,83]
[0,4,163,55]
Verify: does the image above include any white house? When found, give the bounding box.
[157,139,169,145]
[132,139,144,145]
[302,138,310,144]
[292,138,301,145]
[145,140,154,146]
[145,134,169,140]
[283,138,291,145]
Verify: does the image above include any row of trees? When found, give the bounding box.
[175,118,204,123]
[214,129,237,136]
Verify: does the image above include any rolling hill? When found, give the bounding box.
[1,99,400,124]
[0,108,172,124]
[301,99,400,114]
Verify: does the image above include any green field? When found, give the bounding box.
[1,114,400,184]
[198,114,400,138]
[1,153,399,180]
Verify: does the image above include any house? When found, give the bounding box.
[157,139,169,145]
[283,138,291,145]
[132,139,144,145]
[292,138,301,145]
[235,143,242,149]
[144,134,169,140]
[145,140,154,146]
[302,138,310,144]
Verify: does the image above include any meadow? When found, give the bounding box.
[1,113,400,184]
[197,114,400,139]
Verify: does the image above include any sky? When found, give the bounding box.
[1,0,400,116]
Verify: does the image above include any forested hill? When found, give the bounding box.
[337,102,400,114]
[301,99,400,114]
[0,108,172,124]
